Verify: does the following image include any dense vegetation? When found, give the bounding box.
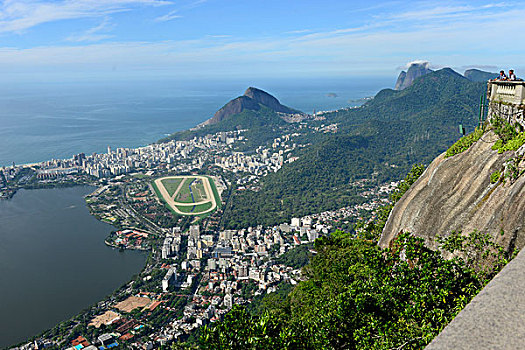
[222,69,485,228]
[275,243,313,269]
[197,166,511,350]
[445,127,485,158]
[199,233,485,349]
[224,135,374,228]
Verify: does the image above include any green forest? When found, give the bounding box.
[221,69,485,228]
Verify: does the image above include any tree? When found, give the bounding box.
[200,231,502,350]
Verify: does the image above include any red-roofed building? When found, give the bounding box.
[71,336,90,347]
[119,333,134,341]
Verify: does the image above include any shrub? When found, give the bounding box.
[445,127,484,158]
[492,132,525,154]
[490,170,501,184]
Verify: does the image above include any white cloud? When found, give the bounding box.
[154,9,181,22]
[66,17,115,42]
[384,2,511,22]
[154,0,208,22]
[285,29,312,35]
[0,0,524,79]
[406,60,430,69]
[0,0,172,33]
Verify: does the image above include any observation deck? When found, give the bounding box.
[487,81,525,128]
[487,81,525,106]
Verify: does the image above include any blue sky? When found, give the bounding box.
[0,0,523,81]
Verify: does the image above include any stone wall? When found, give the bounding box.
[488,101,525,129]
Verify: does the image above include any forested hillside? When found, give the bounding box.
[222,69,485,228]
[159,106,291,151]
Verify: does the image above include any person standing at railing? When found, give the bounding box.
[494,70,507,81]
[508,70,517,81]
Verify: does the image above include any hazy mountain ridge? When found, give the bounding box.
[464,68,498,82]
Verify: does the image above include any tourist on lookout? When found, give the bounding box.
[495,70,507,81]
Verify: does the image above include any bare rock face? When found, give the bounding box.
[243,87,296,114]
[395,62,433,90]
[379,131,525,253]
[203,87,297,126]
[206,96,261,125]
[394,71,407,90]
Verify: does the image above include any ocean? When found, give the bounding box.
[0,77,392,167]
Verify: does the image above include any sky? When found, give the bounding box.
[0,0,524,82]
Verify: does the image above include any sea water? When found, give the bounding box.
[0,77,391,167]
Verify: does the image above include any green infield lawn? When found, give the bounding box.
[174,178,195,203]
[161,178,184,197]
[175,202,213,214]
[192,179,208,202]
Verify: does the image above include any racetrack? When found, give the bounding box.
[154,175,218,215]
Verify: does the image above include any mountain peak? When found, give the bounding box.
[464,68,498,82]
[203,87,298,126]
[244,86,267,97]
[243,87,296,114]
[395,61,433,90]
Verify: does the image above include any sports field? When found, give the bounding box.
[153,175,220,216]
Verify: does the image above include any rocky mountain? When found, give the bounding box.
[203,87,298,126]
[379,130,525,254]
[464,68,498,82]
[394,61,433,90]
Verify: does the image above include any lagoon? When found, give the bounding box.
[0,186,146,348]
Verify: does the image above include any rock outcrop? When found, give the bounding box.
[203,87,297,126]
[243,87,296,114]
[207,96,261,125]
[395,62,433,90]
[379,131,525,253]
[394,71,407,91]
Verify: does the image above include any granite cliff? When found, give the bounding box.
[379,130,525,254]
[203,87,298,126]
[395,61,433,90]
